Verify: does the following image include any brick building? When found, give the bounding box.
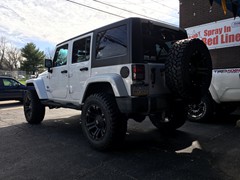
[180,0,240,69]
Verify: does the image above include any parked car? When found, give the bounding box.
[187,69,240,122]
[23,17,212,150]
[18,75,26,80]
[0,76,26,102]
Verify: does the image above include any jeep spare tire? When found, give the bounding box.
[166,38,212,102]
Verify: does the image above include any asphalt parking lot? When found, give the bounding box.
[1,101,240,180]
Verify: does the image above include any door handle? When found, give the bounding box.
[61,70,68,73]
[80,67,88,71]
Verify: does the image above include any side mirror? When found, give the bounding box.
[45,59,53,73]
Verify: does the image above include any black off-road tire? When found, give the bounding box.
[23,89,45,124]
[81,93,127,150]
[149,101,187,132]
[166,38,212,102]
[187,93,214,122]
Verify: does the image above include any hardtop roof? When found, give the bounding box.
[56,17,184,47]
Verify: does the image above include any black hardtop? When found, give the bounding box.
[57,17,185,47]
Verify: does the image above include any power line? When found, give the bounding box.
[122,0,178,18]
[93,0,162,22]
[66,0,178,26]
[65,0,125,18]
[150,0,178,12]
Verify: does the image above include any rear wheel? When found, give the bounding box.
[149,101,186,131]
[81,93,127,150]
[187,93,213,122]
[23,89,45,124]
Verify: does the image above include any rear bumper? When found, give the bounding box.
[116,95,171,115]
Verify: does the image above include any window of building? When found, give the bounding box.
[53,44,68,67]
[96,25,127,60]
[72,37,91,63]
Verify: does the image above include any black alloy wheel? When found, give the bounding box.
[81,93,127,150]
[85,104,107,141]
[23,90,45,124]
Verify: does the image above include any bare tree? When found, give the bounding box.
[45,47,55,59]
[4,45,22,71]
[0,37,8,69]
[0,36,23,71]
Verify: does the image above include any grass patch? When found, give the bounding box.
[19,79,26,85]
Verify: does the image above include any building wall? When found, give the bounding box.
[180,0,240,69]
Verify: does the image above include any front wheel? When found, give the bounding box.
[23,90,45,124]
[81,93,127,150]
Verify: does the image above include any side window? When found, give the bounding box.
[3,79,19,87]
[72,37,91,64]
[96,25,127,60]
[53,44,68,67]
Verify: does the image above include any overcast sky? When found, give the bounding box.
[0,0,179,51]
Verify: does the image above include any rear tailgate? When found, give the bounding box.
[146,63,170,96]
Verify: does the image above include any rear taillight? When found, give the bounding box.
[132,64,145,81]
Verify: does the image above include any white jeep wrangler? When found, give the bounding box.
[23,18,212,150]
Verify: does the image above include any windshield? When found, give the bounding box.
[142,22,187,62]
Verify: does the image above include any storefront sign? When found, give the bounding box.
[186,17,240,49]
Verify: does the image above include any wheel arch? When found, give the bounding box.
[209,83,220,104]
[26,78,48,99]
[80,74,128,103]
[82,82,116,103]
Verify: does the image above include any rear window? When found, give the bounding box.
[141,22,186,62]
